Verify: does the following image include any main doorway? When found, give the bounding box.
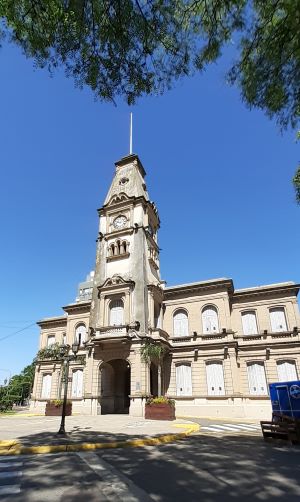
[100,359,131,414]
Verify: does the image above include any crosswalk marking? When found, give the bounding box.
[0,456,23,496]
[0,485,21,495]
[200,423,261,435]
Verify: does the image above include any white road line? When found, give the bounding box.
[201,427,226,432]
[206,425,241,431]
[0,486,21,495]
[0,471,23,479]
[237,424,261,429]
[224,424,260,431]
[0,462,23,468]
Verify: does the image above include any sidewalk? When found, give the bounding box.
[0,414,198,455]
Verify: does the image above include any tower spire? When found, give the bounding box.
[129,112,133,154]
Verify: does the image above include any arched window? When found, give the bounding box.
[176,363,192,396]
[206,362,225,396]
[277,361,298,382]
[109,299,124,326]
[71,369,83,398]
[173,310,189,337]
[41,373,52,399]
[75,324,87,344]
[247,362,267,395]
[241,311,258,335]
[202,306,219,334]
[269,307,287,332]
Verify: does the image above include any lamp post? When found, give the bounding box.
[57,335,81,435]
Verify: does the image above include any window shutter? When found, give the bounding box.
[173,311,188,337]
[270,308,287,332]
[202,307,219,334]
[176,364,192,396]
[247,363,267,395]
[41,374,52,399]
[277,361,298,382]
[72,370,83,398]
[75,324,87,344]
[241,312,258,335]
[110,300,124,326]
[47,335,55,347]
[206,362,225,396]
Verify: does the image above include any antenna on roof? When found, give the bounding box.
[129,112,133,154]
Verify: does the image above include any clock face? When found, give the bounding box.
[113,215,127,229]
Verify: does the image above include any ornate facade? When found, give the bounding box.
[31,154,300,419]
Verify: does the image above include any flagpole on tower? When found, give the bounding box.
[129,112,133,155]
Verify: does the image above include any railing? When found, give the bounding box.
[95,325,128,338]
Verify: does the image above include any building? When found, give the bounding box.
[30,154,300,419]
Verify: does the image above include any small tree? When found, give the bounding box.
[140,339,166,397]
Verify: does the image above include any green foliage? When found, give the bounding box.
[0,360,36,410]
[293,166,300,204]
[35,342,61,362]
[49,399,71,407]
[0,1,299,129]
[146,396,175,406]
[140,339,166,363]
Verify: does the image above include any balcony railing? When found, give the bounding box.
[95,325,128,339]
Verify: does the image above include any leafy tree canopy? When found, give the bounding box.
[0,361,35,411]
[0,0,299,130]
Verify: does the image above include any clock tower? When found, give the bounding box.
[87,153,165,416]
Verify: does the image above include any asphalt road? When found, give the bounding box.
[1,426,299,501]
[98,434,300,502]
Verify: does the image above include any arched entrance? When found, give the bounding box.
[100,359,130,414]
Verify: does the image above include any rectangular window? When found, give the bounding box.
[176,363,192,396]
[277,361,298,382]
[270,308,287,332]
[247,363,268,395]
[206,362,225,396]
[241,311,258,335]
[47,335,55,347]
[41,373,52,399]
[71,369,83,398]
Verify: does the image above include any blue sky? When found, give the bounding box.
[0,42,299,382]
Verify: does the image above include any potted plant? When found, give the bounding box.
[145,396,175,420]
[45,399,72,416]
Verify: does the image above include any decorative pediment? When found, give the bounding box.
[98,274,135,290]
[106,192,130,206]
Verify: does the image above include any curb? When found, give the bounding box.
[0,424,199,456]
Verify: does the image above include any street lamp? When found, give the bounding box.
[57,334,81,435]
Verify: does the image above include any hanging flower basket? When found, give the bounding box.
[145,397,175,421]
[45,400,72,416]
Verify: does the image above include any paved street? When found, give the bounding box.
[1,414,299,501]
[98,434,300,501]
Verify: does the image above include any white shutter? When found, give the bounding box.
[277,361,298,382]
[41,374,52,399]
[72,369,83,398]
[247,363,267,395]
[110,300,124,326]
[75,324,87,344]
[270,308,287,332]
[206,362,225,396]
[173,311,188,337]
[47,335,55,347]
[176,364,192,396]
[202,307,219,334]
[241,311,258,335]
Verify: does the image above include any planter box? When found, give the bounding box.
[45,403,72,416]
[145,403,175,421]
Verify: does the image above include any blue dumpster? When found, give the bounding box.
[269,381,300,418]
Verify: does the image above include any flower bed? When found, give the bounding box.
[145,397,175,421]
[45,400,72,416]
